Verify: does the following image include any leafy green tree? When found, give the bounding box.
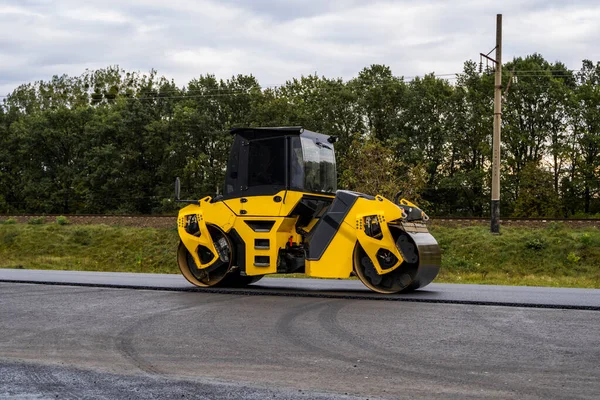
[167,74,263,201]
[341,138,402,199]
[513,162,562,217]
[352,65,407,142]
[0,105,8,212]
[1,57,599,217]
[395,73,455,214]
[438,61,494,216]
[271,75,363,179]
[10,106,93,213]
[573,60,600,213]
[502,54,573,212]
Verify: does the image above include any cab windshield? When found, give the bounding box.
[290,136,337,194]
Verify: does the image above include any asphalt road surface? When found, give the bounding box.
[1,279,599,399]
[1,269,600,310]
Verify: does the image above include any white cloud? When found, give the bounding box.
[59,7,129,24]
[0,4,43,18]
[0,0,599,96]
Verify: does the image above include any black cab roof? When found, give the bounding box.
[229,126,337,143]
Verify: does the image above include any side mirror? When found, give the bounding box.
[174,177,199,205]
[175,177,181,200]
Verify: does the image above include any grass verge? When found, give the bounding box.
[429,223,600,288]
[0,222,599,288]
[0,224,179,274]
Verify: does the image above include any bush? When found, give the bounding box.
[525,237,546,251]
[27,216,45,225]
[579,233,593,247]
[2,218,16,225]
[70,228,93,246]
[567,252,581,264]
[0,230,18,245]
[56,216,70,226]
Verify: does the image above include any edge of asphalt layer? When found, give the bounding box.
[1,275,599,311]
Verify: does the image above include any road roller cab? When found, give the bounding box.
[175,127,441,294]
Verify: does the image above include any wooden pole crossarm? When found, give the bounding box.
[480,53,499,65]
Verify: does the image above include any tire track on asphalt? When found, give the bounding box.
[314,300,469,382]
[465,305,600,349]
[274,299,341,358]
[114,294,244,377]
[460,305,600,385]
[318,300,570,399]
[274,299,511,399]
[275,299,455,385]
[196,300,279,368]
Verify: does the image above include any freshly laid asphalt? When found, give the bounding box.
[1,268,600,309]
[1,281,599,399]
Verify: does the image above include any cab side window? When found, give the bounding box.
[247,138,286,187]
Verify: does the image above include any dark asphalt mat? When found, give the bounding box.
[1,268,600,310]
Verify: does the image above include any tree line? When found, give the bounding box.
[0,53,598,217]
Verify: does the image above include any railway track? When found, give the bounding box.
[1,214,599,228]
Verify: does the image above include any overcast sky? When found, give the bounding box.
[1,0,598,96]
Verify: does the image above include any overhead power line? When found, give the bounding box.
[0,68,583,100]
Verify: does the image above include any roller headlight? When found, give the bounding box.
[363,215,382,239]
[184,214,200,236]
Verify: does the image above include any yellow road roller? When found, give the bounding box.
[175,127,440,294]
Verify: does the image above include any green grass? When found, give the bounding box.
[0,224,180,274]
[429,223,600,288]
[0,222,599,288]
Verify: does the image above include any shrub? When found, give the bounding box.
[2,218,16,225]
[70,228,93,246]
[56,216,70,226]
[579,233,593,248]
[525,237,546,251]
[0,230,18,245]
[567,252,581,264]
[28,216,45,225]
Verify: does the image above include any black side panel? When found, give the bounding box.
[305,190,359,261]
[228,229,246,273]
[288,194,333,227]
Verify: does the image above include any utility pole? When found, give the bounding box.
[480,14,503,233]
[491,14,502,234]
